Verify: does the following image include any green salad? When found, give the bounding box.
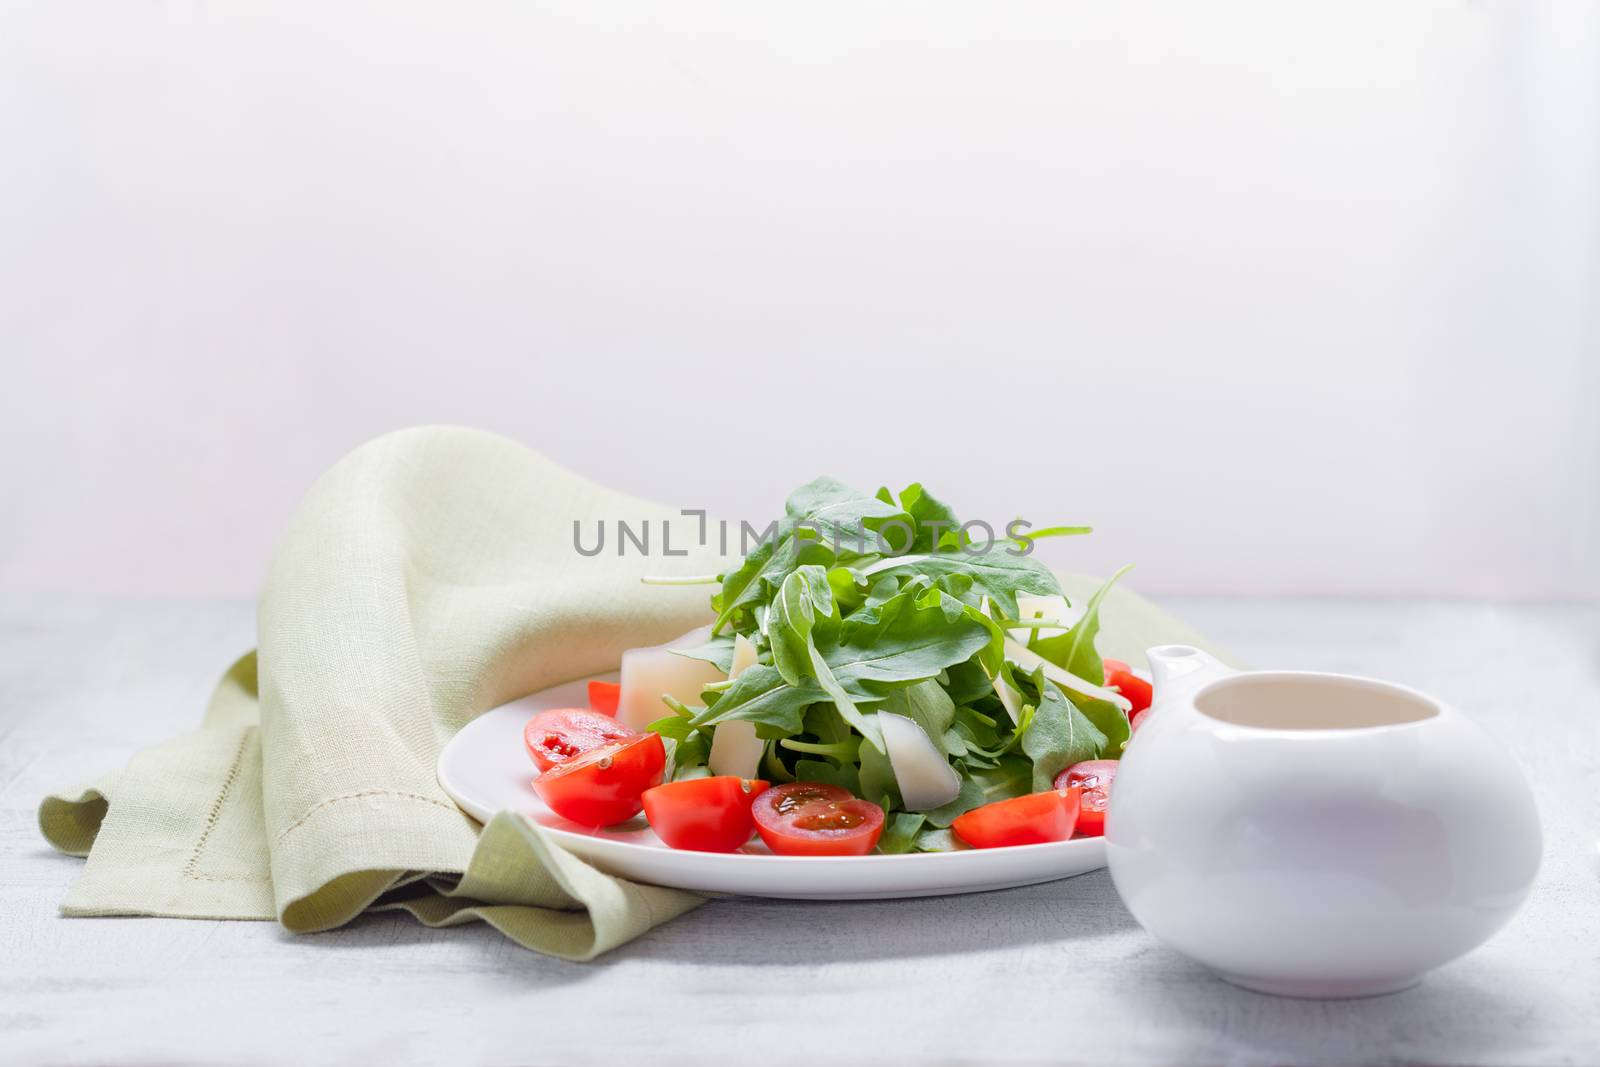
[648,477,1133,854]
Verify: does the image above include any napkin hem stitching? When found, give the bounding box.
[273,789,464,846]
[182,729,257,884]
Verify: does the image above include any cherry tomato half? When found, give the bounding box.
[587,679,622,717]
[533,732,666,827]
[642,776,770,852]
[751,782,885,856]
[1103,658,1153,714]
[523,708,635,773]
[1054,759,1118,837]
[951,787,1082,849]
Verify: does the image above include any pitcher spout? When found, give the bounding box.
[1145,644,1233,699]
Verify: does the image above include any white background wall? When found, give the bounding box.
[3,0,1597,600]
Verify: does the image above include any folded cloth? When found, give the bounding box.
[39,426,1232,960]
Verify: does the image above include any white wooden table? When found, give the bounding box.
[3,593,1596,1066]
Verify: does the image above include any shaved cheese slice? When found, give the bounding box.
[728,633,758,678]
[879,711,961,811]
[1003,638,1133,712]
[617,627,726,731]
[707,722,762,779]
[666,624,715,650]
[708,635,764,778]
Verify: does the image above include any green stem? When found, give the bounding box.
[641,573,722,586]
[661,695,698,719]
[780,738,860,760]
[1024,525,1094,540]
[859,553,929,577]
[1004,617,1069,629]
[964,707,998,728]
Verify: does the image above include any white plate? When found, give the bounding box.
[437,673,1107,900]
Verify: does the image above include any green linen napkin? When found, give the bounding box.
[39,426,1231,960]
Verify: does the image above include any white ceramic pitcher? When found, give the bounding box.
[1105,645,1541,998]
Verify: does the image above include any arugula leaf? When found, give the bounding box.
[668,731,712,781]
[1021,680,1109,791]
[700,663,827,735]
[914,827,962,852]
[878,812,927,854]
[842,573,913,629]
[760,742,796,783]
[822,589,992,690]
[672,634,736,674]
[710,478,907,635]
[1021,564,1132,753]
[948,704,1008,762]
[1065,691,1130,758]
[769,564,834,685]
[802,702,855,744]
[944,659,999,707]
[866,550,1062,619]
[795,758,861,795]
[826,565,868,617]
[710,533,777,631]
[808,644,881,751]
[863,574,902,609]
[711,524,832,634]
[1030,563,1133,684]
[648,715,696,742]
[962,598,1009,676]
[787,477,908,550]
[897,482,962,553]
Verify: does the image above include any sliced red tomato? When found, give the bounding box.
[751,781,885,856]
[533,732,666,827]
[1103,658,1153,714]
[1054,759,1118,837]
[1129,706,1151,733]
[587,679,622,717]
[642,776,770,852]
[523,708,635,773]
[951,786,1082,849]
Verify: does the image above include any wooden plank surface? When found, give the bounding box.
[2,593,1596,1066]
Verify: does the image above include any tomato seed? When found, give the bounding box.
[795,804,865,831]
[773,786,832,815]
